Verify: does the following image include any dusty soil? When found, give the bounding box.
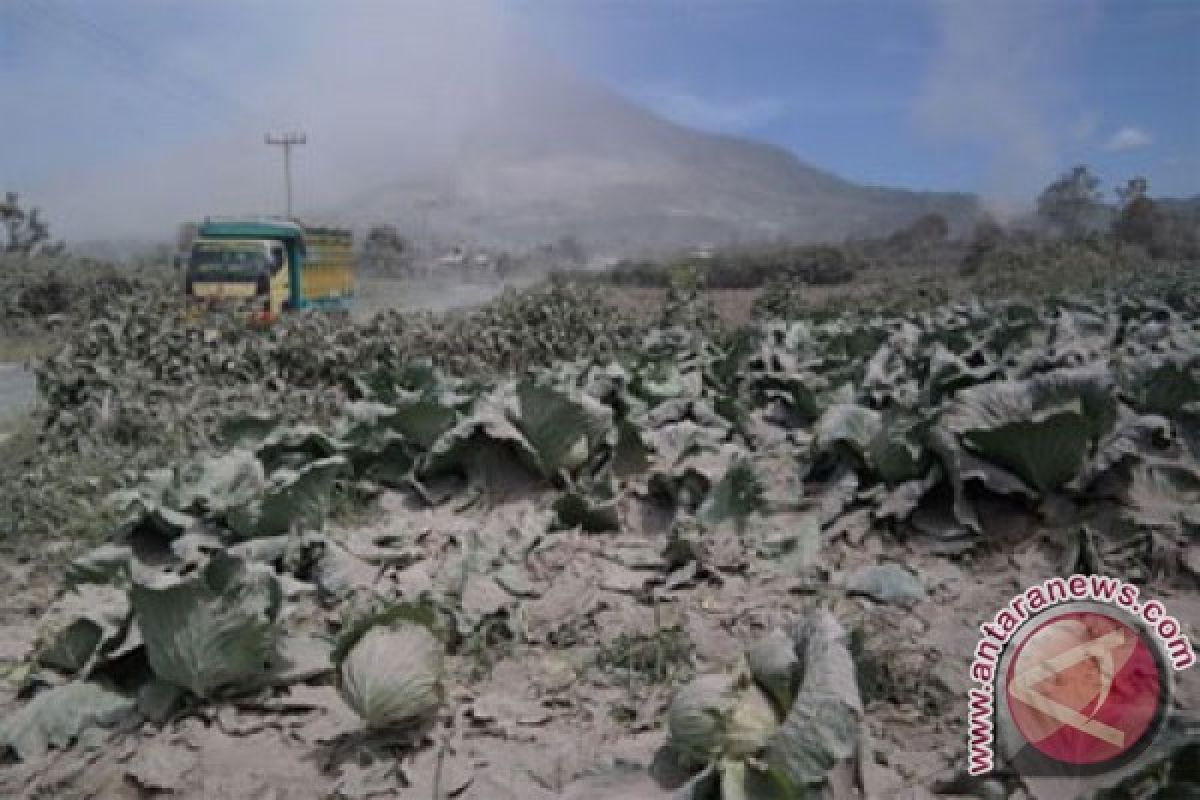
[2,483,1194,799]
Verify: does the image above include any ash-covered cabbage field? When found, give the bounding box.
[0,267,1197,798]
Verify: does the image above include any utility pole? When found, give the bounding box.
[264,131,306,218]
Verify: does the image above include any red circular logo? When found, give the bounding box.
[1005,610,1165,767]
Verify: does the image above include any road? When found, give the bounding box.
[352,277,539,321]
[0,363,35,422]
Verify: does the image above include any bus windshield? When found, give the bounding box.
[188,244,269,280]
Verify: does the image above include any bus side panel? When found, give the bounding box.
[300,231,354,306]
[287,240,305,309]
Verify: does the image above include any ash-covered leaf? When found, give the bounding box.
[226,455,349,537]
[64,544,132,589]
[764,610,864,789]
[385,400,458,450]
[813,404,882,467]
[160,450,267,515]
[254,425,341,472]
[868,411,928,484]
[1121,352,1200,416]
[554,478,620,533]
[699,460,767,531]
[36,584,131,676]
[515,379,613,476]
[0,681,135,761]
[746,629,799,714]
[942,382,1095,494]
[844,563,924,608]
[131,551,282,698]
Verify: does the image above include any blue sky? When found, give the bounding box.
[1,0,1197,230]
[516,0,1199,198]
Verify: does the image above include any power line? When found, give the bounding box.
[10,4,211,124]
[50,2,252,118]
[265,132,306,218]
[12,1,253,124]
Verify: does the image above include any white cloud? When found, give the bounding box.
[640,88,786,133]
[1104,126,1153,152]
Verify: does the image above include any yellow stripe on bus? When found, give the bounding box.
[191,282,258,299]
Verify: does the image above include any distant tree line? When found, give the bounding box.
[584,244,863,290]
[961,166,1199,275]
[1032,164,1197,257]
[1,192,62,257]
[557,164,1197,290]
[555,213,958,290]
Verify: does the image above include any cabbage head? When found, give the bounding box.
[338,622,444,730]
[667,669,780,765]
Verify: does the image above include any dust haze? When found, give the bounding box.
[915,0,1097,212]
[12,1,978,249]
[19,1,536,242]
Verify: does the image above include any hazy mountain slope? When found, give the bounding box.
[34,17,977,252]
[1158,195,1200,218]
[331,68,978,251]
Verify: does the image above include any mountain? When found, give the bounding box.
[33,14,978,253]
[1158,195,1200,219]
[328,68,978,253]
